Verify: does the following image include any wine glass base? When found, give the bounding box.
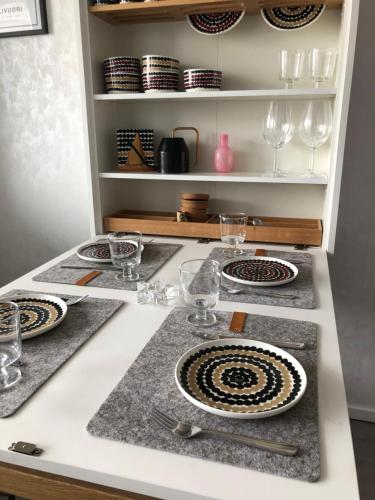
[115,272,139,282]
[224,248,243,258]
[263,171,288,178]
[0,366,22,391]
[186,312,217,328]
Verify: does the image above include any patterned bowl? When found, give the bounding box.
[184,69,222,91]
[142,72,179,92]
[142,54,179,74]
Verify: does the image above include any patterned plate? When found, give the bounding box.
[77,241,144,263]
[261,4,326,31]
[1,294,67,340]
[175,339,307,419]
[187,11,245,35]
[221,257,298,287]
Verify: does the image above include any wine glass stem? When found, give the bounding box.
[195,308,208,321]
[122,264,132,279]
[309,147,316,177]
[273,148,280,176]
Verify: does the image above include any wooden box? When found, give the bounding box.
[103,210,322,246]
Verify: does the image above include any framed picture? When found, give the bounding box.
[0,0,48,38]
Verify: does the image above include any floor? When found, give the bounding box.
[0,420,373,499]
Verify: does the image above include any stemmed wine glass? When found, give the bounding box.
[308,48,338,88]
[263,101,294,177]
[108,231,142,282]
[279,49,305,89]
[299,100,332,177]
[219,213,248,256]
[0,301,22,390]
[180,259,220,331]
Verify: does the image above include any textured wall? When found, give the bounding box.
[329,0,375,420]
[0,0,91,285]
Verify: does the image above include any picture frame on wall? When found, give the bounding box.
[0,0,48,38]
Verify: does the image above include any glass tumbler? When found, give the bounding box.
[0,301,22,390]
[308,48,338,87]
[108,231,142,282]
[180,259,220,329]
[279,49,305,89]
[219,213,248,256]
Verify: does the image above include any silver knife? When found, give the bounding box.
[60,265,115,271]
[218,335,305,350]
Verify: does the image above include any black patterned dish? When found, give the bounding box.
[77,241,112,263]
[187,11,245,35]
[175,339,307,419]
[261,4,326,31]
[1,294,67,340]
[221,257,298,287]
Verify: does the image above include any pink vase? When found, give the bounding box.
[214,133,234,173]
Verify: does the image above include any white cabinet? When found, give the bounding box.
[78,0,359,252]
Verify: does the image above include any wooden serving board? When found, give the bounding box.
[103,210,322,246]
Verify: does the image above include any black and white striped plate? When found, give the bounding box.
[261,4,326,31]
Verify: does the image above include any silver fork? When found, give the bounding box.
[61,295,89,306]
[151,407,298,456]
[221,284,297,300]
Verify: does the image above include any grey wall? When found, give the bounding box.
[0,0,91,286]
[329,0,375,420]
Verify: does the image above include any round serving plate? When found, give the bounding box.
[175,338,307,419]
[77,241,144,263]
[187,11,245,35]
[221,256,298,287]
[1,293,68,340]
[261,4,326,31]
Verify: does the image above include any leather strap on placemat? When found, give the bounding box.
[229,311,247,334]
[75,271,101,286]
[255,248,266,256]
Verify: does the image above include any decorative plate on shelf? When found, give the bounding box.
[221,257,298,287]
[261,4,326,31]
[1,294,68,340]
[175,339,307,419]
[187,11,245,35]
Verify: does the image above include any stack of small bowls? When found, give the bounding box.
[104,56,141,94]
[183,69,222,92]
[142,55,180,93]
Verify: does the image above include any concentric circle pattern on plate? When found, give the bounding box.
[77,241,138,263]
[176,340,306,418]
[261,4,326,31]
[187,11,245,35]
[223,258,294,283]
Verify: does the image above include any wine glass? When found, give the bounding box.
[299,100,332,177]
[108,231,142,282]
[0,301,22,390]
[308,48,338,88]
[279,49,305,89]
[180,259,220,330]
[263,101,294,177]
[219,213,248,256]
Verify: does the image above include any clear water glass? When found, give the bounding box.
[263,100,294,177]
[180,259,220,329]
[108,231,142,282]
[299,100,332,177]
[308,48,338,88]
[219,213,248,256]
[0,301,22,390]
[279,49,305,89]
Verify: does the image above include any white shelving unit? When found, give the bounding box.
[78,0,359,252]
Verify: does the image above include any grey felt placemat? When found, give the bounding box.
[0,290,124,418]
[88,307,319,482]
[32,243,182,291]
[209,247,315,309]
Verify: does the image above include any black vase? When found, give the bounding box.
[157,138,189,174]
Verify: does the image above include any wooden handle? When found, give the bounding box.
[172,127,199,166]
[229,311,247,334]
[255,248,266,256]
[75,271,101,286]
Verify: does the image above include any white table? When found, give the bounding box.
[0,237,359,500]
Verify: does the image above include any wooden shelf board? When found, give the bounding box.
[94,88,337,103]
[99,170,328,185]
[89,0,343,25]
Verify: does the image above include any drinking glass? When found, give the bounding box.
[308,48,338,88]
[180,259,220,330]
[108,231,142,282]
[279,49,305,89]
[263,101,294,177]
[219,213,248,256]
[0,302,22,390]
[299,100,332,177]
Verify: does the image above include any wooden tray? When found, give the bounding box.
[103,210,322,246]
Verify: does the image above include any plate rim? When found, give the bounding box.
[221,256,299,287]
[76,241,112,263]
[5,293,68,340]
[175,338,307,419]
[186,10,245,36]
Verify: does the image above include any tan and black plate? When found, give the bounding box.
[1,294,67,340]
[175,339,307,419]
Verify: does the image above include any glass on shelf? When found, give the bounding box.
[308,48,338,88]
[279,49,305,89]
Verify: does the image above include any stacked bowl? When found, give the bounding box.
[179,193,210,222]
[142,55,180,93]
[104,56,141,94]
[184,69,222,92]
